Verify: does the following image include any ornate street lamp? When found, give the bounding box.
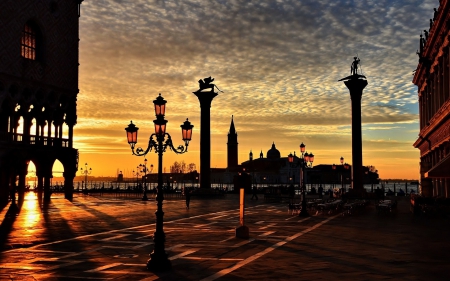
[125,93,193,271]
[289,143,314,217]
[80,163,92,191]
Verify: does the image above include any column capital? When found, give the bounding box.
[193,90,218,108]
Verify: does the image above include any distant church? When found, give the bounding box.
[213,116,377,189]
[214,116,300,187]
[0,1,83,203]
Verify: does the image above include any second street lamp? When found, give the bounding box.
[132,167,141,190]
[289,142,314,217]
[80,163,92,192]
[125,93,193,271]
[139,158,150,201]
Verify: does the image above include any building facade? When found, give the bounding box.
[413,1,450,198]
[0,0,83,203]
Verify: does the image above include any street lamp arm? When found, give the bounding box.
[132,134,159,156]
[131,133,188,157]
[164,133,188,154]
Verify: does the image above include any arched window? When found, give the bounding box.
[21,22,40,60]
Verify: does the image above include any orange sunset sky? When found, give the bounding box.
[38,0,440,180]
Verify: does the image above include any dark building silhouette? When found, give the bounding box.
[0,0,83,203]
[227,115,238,168]
[413,1,450,197]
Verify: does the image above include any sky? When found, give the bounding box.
[65,0,439,180]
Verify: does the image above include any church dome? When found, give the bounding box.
[267,142,281,159]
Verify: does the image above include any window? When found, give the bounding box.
[21,23,38,60]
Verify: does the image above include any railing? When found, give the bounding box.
[0,132,69,148]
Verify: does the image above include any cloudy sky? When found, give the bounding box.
[70,0,438,179]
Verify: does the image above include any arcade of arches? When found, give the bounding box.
[0,83,79,204]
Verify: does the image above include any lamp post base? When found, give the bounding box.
[298,190,309,217]
[298,207,310,217]
[142,193,148,201]
[146,252,171,271]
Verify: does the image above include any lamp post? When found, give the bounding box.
[80,163,92,191]
[125,93,193,271]
[343,162,350,193]
[338,156,345,195]
[139,159,154,201]
[289,142,314,217]
[132,167,141,191]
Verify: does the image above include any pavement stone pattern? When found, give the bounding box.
[0,192,449,280]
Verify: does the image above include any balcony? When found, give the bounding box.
[0,132,69,148]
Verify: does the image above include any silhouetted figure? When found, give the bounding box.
[430,19,433,30]
[424,30,429,40]
[434,8,438,20]
[251,186,258,200]
[318,185,323,198]
[185,186,191,209]
[351,57,360,75]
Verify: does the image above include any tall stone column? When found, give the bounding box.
[193,77,219,189]
[339,58,367,192]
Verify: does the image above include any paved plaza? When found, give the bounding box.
[0,192,449,280]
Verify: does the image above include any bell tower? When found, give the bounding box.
[227,115,238,168]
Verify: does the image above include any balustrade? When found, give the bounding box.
[0,132,69,147]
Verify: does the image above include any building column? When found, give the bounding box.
[63,150,78,200]
[44,175,51,201]
[17,163,27,202]
[40,121,46,144]
[54,121,59,140]
[36,174,43,201]
[47,119,52,145]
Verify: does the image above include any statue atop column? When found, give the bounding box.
[339,56,366,81]
[196,76,223,93]
[351,57,360,75]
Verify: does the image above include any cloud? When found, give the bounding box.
[75,0,439,177]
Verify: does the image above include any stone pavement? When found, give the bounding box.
[0,192,449,281]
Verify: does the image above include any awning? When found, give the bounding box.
[425,153,450,178]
